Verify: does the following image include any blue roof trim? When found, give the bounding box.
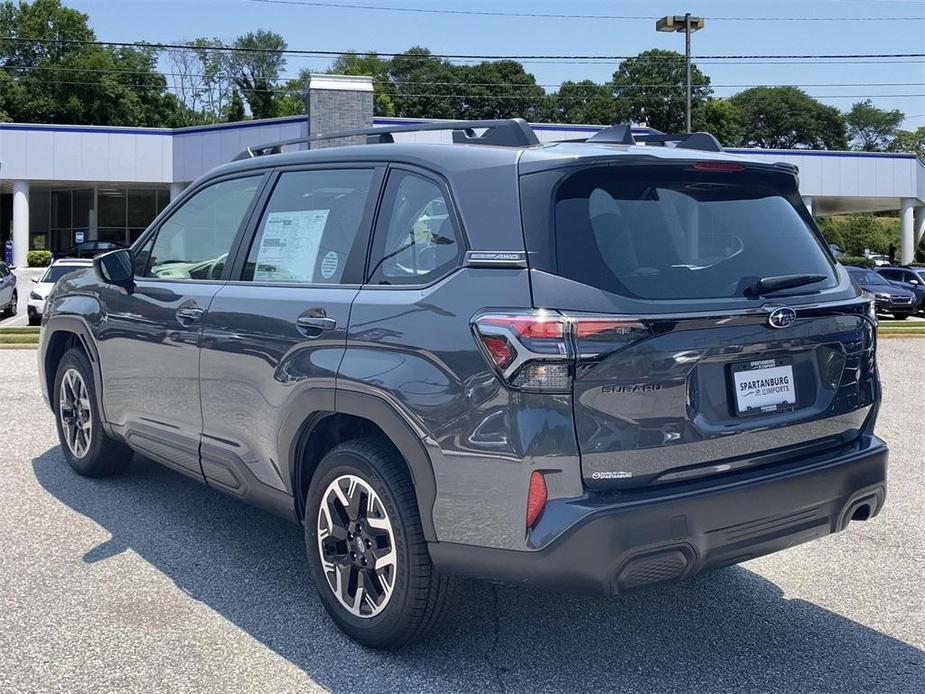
[173,116,306,136]
[0,115,307,138]
[372,117,649,135]
[0,123,172,136]
[725,148,919,161]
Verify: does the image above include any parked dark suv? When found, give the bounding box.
[38,120,888,649]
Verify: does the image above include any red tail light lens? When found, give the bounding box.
[526,470,547,528]
[472,310,649,391]
[480,334,515,369]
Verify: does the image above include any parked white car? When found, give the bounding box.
[27,259,93,325]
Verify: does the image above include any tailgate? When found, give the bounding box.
[570,304,876,489]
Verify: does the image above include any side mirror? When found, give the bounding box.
[31,277,38,283]
[94,248,135,291]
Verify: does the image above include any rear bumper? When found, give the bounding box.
[430,435,888,595]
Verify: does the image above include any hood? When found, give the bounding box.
[867,283,914,298]
[32,281,55,298]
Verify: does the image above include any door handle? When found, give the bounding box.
[176,305,205,325]
[296,309,336,336]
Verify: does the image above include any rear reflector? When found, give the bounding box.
[526,470,547,528]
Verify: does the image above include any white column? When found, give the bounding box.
[802,196,813,216]
[12,180,29,268]
[169,182,185,201]
[900,198,915,265]
[914,206,925,250]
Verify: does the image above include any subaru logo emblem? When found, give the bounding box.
[768,307,797,329]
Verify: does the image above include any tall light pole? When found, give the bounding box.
[656,13,705,133]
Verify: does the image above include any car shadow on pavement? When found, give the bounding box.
[33,448,924,694]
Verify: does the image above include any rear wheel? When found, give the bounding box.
[304,439,457,649]
[53,348,132,477]
[892,313,910,320]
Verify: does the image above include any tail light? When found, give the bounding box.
[472,309,649,392]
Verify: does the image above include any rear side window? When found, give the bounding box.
[243,169,375,284]
[367,170,463,285]
[551,165,836,300]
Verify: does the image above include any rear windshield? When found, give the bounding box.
[551,165,836,300]
[42,265,87,283]
[847,268,889,286]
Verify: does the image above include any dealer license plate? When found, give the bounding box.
[732,359,797,415]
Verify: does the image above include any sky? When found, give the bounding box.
[64,0,925,128]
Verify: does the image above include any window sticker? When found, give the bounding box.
[253,209,330,282]
[320,251,339,280]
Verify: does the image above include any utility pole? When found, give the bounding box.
[656,14,705,133]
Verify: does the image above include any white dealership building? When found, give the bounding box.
[1,74,924,266]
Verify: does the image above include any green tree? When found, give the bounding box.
[453,60,545,120]
[694,99,742,146]
[0,0,186,126]
[542,80,622,125]
[229,30,287,119]
[846,99,904,151]
[889,127,925,158]
[329,52,395,116]
[816,214,899,256]
[388,47,458,119]
[731,86,847,150]
[611,49,712,132]
[224,89,246,122]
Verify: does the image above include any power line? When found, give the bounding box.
[5,64,925,90]
[240,0,925,22]
[4,75,922,101]
[2,36,923,61]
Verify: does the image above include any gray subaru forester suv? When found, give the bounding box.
[38,119,888,649]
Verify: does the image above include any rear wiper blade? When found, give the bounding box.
[746,273,828,296]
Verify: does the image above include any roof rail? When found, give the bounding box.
[635,129,724,152]
[233,118,539,160]
[581,123,723,153]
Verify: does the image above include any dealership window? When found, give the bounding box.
[24,185,168,253]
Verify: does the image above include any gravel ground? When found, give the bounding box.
[0,341,922,694]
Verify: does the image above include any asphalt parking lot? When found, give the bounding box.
[0,342,922,694]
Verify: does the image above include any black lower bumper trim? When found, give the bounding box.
[430,436,888,595]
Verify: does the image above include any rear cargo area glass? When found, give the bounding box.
[553,165,835,300]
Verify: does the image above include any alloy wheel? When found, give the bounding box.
[316,474,397,618]
[59,368,92,459]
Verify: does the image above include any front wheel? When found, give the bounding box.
[304,439,457,649]
[53,348,132,477]
[892,313,910,320]
[2,291,16,317]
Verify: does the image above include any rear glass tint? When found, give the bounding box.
[552,165,836,300]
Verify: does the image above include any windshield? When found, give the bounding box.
[848,269,889,286]
[41,265,87,283]
[550,165,836,300]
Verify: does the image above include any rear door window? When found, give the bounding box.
[242,168,376,285]
[367,170,463,286]
[550,165,836,300]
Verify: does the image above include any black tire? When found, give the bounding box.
[28,314,41,326]
[304,438,458,649]
[2,291,15,317]
[53,348,132,477]
[892,313,910,320]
